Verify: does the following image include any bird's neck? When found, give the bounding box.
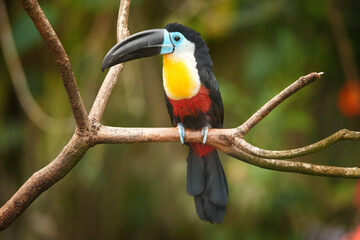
[162,54,201,100]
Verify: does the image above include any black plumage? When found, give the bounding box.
[164,23,228,224]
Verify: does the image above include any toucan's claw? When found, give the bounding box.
[177,123,185,144]
[201,127,209,145]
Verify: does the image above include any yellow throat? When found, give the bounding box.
[162,54,200,100]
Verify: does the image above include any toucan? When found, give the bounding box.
[102,23,228,224]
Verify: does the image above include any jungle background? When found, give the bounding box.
[1,0,360,239]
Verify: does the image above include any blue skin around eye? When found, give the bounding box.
[161,30,174,54]
[170,32,184,46]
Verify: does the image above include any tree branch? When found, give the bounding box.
[19,0,90,131]
[234,129,360,159]
[0,0,131,230]
[93,126,360,178]
[0,134,89,230]
[94,125,235,144]
[221,144,360,178]
[88,0,131,123]
[237,72,323,136]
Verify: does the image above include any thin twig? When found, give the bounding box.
[19,0,90,131]
[234,129,360,159]
[221,144,360,178]
[88,65,125,123]
[89,0,131,123]
[117,0,131,43]
[0,0,73,133]
[237,72,323,136]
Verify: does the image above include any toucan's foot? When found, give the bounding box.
[177,123,185,144]
[201,127,209,145]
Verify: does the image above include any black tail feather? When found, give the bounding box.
[186,147,205,196]
[187,148,228,223]
[194,194,226,224]
[204,151,228,206]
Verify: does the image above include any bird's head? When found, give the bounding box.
[101,23,212,71]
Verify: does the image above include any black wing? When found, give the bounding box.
[199,67,224,129]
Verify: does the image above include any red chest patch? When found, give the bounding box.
[167,86,211,121]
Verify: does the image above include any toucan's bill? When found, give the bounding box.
[101,29,174,71]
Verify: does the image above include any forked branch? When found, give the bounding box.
[0,0,131,230]
[19,0,90,131]
[234,129,360,159]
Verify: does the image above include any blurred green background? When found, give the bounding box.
[1,0,360,239]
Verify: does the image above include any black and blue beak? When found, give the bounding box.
[101,29,174,71]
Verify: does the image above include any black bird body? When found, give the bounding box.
[102,22,228,223]
[162,23,227,223]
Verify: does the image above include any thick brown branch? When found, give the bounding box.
[0,133,89,230]
[89,0,131,122]
[0,0,132,231]
[94,126,360,178]
[234,129,360,159]
[94,125,235,145]
[19,0,89,131]
[237,72,323,136]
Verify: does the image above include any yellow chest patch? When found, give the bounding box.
[163,55,200,100]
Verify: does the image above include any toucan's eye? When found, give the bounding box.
[174,36,181,41]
